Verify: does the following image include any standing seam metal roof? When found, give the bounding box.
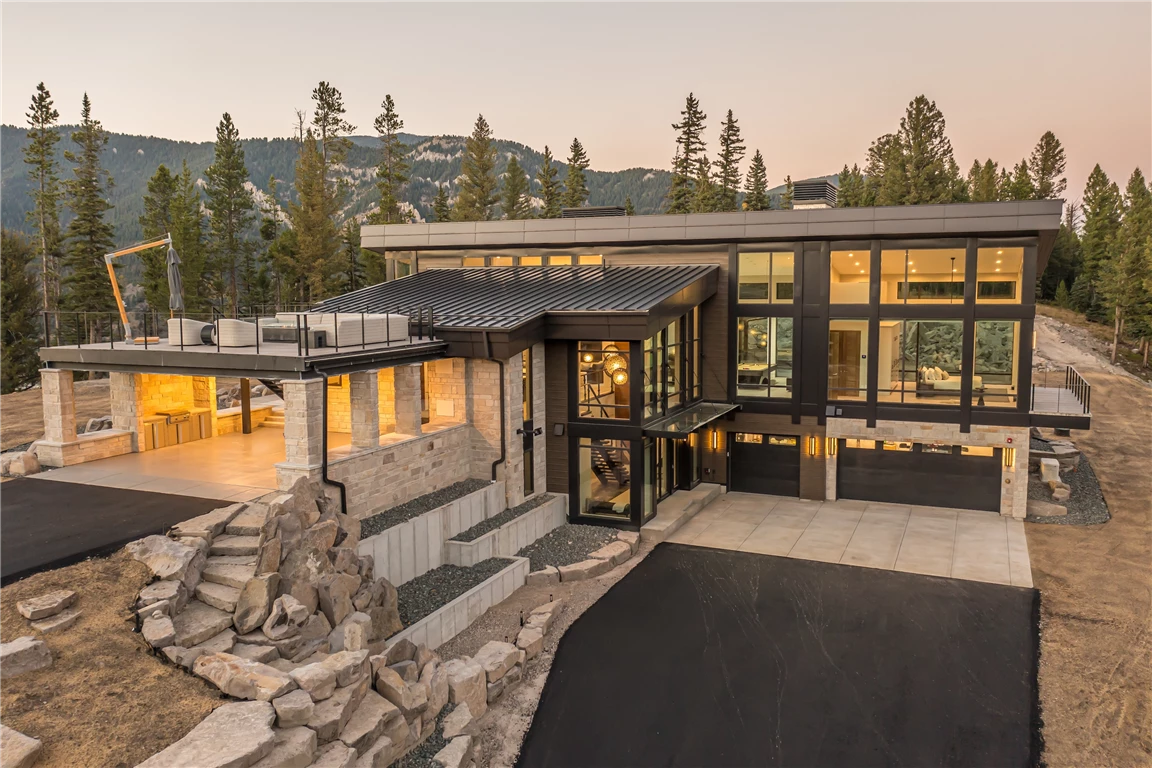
[313,265,718,330]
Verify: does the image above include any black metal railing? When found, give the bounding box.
[40,307,439,357]
[1030,365,1091,415]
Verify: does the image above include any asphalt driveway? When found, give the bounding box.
[519,542,1041,768]
[1,477,223,583]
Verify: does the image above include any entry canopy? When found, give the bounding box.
[644,402,739,439]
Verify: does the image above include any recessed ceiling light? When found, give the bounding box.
[848,253,853,257]
[996,259,1002,264]
[995,268,1001,272]
[997,250,1003,254]
[911,269,917,273]
[907,261,913,265]
[952,268,957,272]
[859,269,865,273]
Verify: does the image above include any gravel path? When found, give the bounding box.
[516,524,618,572]
[395,704,455,768]
[360,479,489,538]
[1027,449,1110,525]
[451,495,553,543]
[397,558,514,627]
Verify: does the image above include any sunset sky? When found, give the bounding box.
[3,2,1149,202]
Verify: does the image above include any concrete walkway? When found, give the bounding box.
[668,492,1032,588]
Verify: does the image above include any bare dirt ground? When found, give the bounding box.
[1030,308,1152,766]
[436,545,653,768]
[1,379,112,451]
[0,551,221,767]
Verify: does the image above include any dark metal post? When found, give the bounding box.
[333,312,339,352]
[254,316,260,354]
[296,314,303,356]
[361,313,366,349]
[303,315,310,356]
[240,378,252,434]
[143,313,149,350]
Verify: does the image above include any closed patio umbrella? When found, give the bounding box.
[166,245,184,314]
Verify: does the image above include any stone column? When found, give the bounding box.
[393,364,422,437]
[40,369,77,444]
[110,372,143,451]
[349,370,380,449]
[281,379,325,469]
[378,369,397,434]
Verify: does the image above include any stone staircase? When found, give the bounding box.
[260,408,285,429]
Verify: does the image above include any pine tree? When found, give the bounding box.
[310,81,355,172]
[1101,168,1152,361]
[536,146,562,219]
[863,133,905,206]
[624,196,636,216]
[780,175,794,210]
[1,229,43,393]
[139,165,178,312]
[500,155,531,220]
[23,82,63,315]
[1003,160,1036,201]
[288,130,341,302]
[372,94,409,225]
[744,151,770,211]
[1070,273,1092,312]
[340,220,367,293]
[1054,280,1071,308]
[898,95,961,204]
[836,163,865,208]
[967,159,1000,202]
[1029,131,1067,200]
[666,93,707,214]
[431,184,452,222]
[713,110,745,211]
[171,161,209,313]
[1080,164,1124,320]
[454,115,499,221]
[61,93,117,335]
[1039,215,1082,301]
[204,113,256,312]
[692,155,717,213]
[561,138,590,209]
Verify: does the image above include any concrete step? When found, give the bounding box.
[259,418,285,429]
[640,483,724,544]
[195,581,241,613]
[210,535,261,557]
[202,560,257,589]
[227,504,271,536]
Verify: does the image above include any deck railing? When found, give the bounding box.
[1030,365,1091,415]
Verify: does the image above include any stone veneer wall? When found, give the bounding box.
[824,418,1030,519]
[377,369,397,433]
[215,405,276,435]
[326,375,352,434]
[425,358,467,424]
[138,374,197,418]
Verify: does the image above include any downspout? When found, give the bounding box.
[484,331,507,482]
[312,368,348,516]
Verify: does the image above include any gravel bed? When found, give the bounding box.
[1026,449,1110,525]
[1030,438,1051,452]
[360,479,490,538]
[450,494,553,543]
[397,558,515,627]
[394,703,455,768]
[516,524,618,572]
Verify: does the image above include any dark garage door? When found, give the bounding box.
[729,434,800,496]
[837,441,1002,512]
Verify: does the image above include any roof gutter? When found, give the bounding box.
[310,367,348,517]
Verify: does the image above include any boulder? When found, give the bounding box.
[162,645,205,670]
[232,644,280,663]
[210,535,261,557]
[525,566,559,586]
[193,652,297,701]
[302,520,340,552]
[1038,457,1061,484]
[143,612,177,649]
[280,546,333,594]
[289,663,338,701]
[442,658,487,718]
[195,581,242,613]
[473,640,518,683]
[374,667,427,718]
[617,530,640,554]
[338,689,397,755]
[382,637,416,665]
[249,726,316,768]
[357,556,374,582]
[308,674,370,743]
[352,735,395,768]
[138,579,188,613]
[317,574,357,628]
[441,702,473,739]
[334,513,360,546]
[367,606,402,643]
[1027,499,1068,517]
[276,512,304,556]
[516,626,544,660]
[328,547,360,577]
[202,561,258,590]
[257,536,283,576]
[227,503,271,536]
[381,714,409,758]
[329,612,372,654]
[389,660,418,683]
[420,660,449,723]
[301,612,333,641]
[320,650,371,687]
[273,689,315,728]
[126,536,205,591]
[31,607,82,634]
[1052,486,1072,502]
[171,503,246,539]
[589,540,632,566]
[310,742,357,768]
[17,589,77,620]
[0,724,42,768]
[264,595,310,641]
[558,558,611,582]
[504,663,523,688]
[136,701,276,768]
[138,599,172,619]
[8,451,41,477]
[432,736,473,768]
[234,574,281,634]
[526,600,564,634]
[414,644,438,673]
[486,677,505,703]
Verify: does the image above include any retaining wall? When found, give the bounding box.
[443,495,567,567]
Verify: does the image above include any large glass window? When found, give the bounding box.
[666,320,683,410]
[736,317,793,398]
[877,320,964,405]
[972,320,1020,407]
[880,248,966,304]
[976,247,1024,304]
[738,251,794,304]
[691,307,702,400]
[643,334,663,420]
[577,437,632,519]
[577,341,631,419]
[828,319,868,400]
[829,249,870,303]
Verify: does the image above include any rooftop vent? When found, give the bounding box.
[560,206,627,219]
[792,179,838,210]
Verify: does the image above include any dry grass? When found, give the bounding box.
[1037,304,1152,383]
[1,379,113,451]
[0,552,222,767]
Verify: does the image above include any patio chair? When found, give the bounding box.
[215,318,259,347]
[167,317,214,346]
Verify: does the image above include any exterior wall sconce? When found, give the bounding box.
[710,429,719,451]
[1003,447,1015,469]
[807,435,818,457]
[826,437,837,457]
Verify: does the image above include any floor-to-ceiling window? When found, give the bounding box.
[576,437,633,519]
[576,342,631,420]
[735,247,799,403]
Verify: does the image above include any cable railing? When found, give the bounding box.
[40,306,439,357]
[1030,365,1091,415]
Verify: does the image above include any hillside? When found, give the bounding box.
[1,125,672,244]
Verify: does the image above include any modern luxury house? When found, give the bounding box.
[35,193,1090,532]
